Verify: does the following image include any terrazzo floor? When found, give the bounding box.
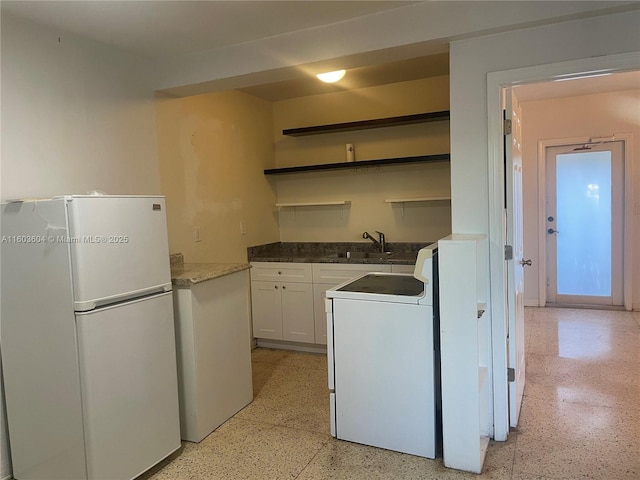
[141,307,640,480]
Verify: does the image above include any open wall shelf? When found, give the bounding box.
[264,153,450,175]
[282,111,450,136]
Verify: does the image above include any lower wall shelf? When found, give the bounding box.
[275,201,350,208]
[384,197,451,203]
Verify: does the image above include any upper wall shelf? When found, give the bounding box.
[264,153,450,175]
[282,110,450,137]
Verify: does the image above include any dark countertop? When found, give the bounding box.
[247,242,432,265]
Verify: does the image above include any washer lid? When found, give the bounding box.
[336,273,424,296]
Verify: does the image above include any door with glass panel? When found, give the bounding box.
[545,141,624,306]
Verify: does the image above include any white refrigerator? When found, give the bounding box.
[1,195,181,480]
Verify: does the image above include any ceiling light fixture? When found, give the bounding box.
[316,70,346,83]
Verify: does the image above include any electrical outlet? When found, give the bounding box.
[193,226,202,242]
[240,220,247,235]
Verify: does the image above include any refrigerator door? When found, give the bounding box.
[75,292,181,480]
[65,195,172,311]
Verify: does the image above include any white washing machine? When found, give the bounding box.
[325,247,441,458]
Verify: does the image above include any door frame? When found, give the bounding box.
[537,135,633,310]
[486,51,639,442]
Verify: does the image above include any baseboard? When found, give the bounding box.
[545,303,626,311]
[256,339,327,355]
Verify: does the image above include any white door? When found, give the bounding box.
[504,90,526,428]
[75,293,180,480]
[545,141,624,306]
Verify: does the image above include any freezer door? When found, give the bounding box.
[75,292,181,480]
[66,196,172,310]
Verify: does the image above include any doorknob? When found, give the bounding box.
[547,228,559,234]
[519,259,532,267]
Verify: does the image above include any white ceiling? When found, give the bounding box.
[2,1,638,102]
[514,70,640,102]
[1,1,419,58]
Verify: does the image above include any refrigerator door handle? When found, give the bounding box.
[74,283,172,311]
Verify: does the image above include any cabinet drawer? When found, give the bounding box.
[312,263,391,285]
[250,262,313,283]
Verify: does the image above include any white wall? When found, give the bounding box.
[449,9,640,440]
[449,10,640,295]
[1,13,162,199]
[155,90,280,263]
[273,76,451,243]
[520,90,640,307]
[0,13,162,479]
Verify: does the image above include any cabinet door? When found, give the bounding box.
[312,284,330,345]
[281,282,314,343]
[251,281,282,340]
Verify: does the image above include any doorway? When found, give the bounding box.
[544,141,625,307]
[486,52,639,442]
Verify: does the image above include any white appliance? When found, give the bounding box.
[1,195,181,480]
[325,245,440,458]
[173,269,254,442]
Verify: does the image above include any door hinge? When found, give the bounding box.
[503,118,512,136]
[507,367,515,382]
[505,245,513,260]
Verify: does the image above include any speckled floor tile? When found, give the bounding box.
[524,353,639,410]
[512,395,640,479]
[511,474,568,480]
[251,347,289,365]
[296,435,515,480]
[528,307,639,329]
[278,350,328,371]
[234,362,330,434]
[527,316,639,363]
[144,418,329,480]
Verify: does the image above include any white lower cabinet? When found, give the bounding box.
[251,261,406,345]
[311,263,391,345]
[173,270,253,442]
[250,263,315,343]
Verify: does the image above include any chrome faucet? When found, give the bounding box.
[363,231,386,252]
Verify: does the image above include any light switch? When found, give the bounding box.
[240,220,247,235]
[193,227,202,242]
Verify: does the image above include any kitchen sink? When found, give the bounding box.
[324,251,416,263]
[320,251,417,264]
[333,251,393,261]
